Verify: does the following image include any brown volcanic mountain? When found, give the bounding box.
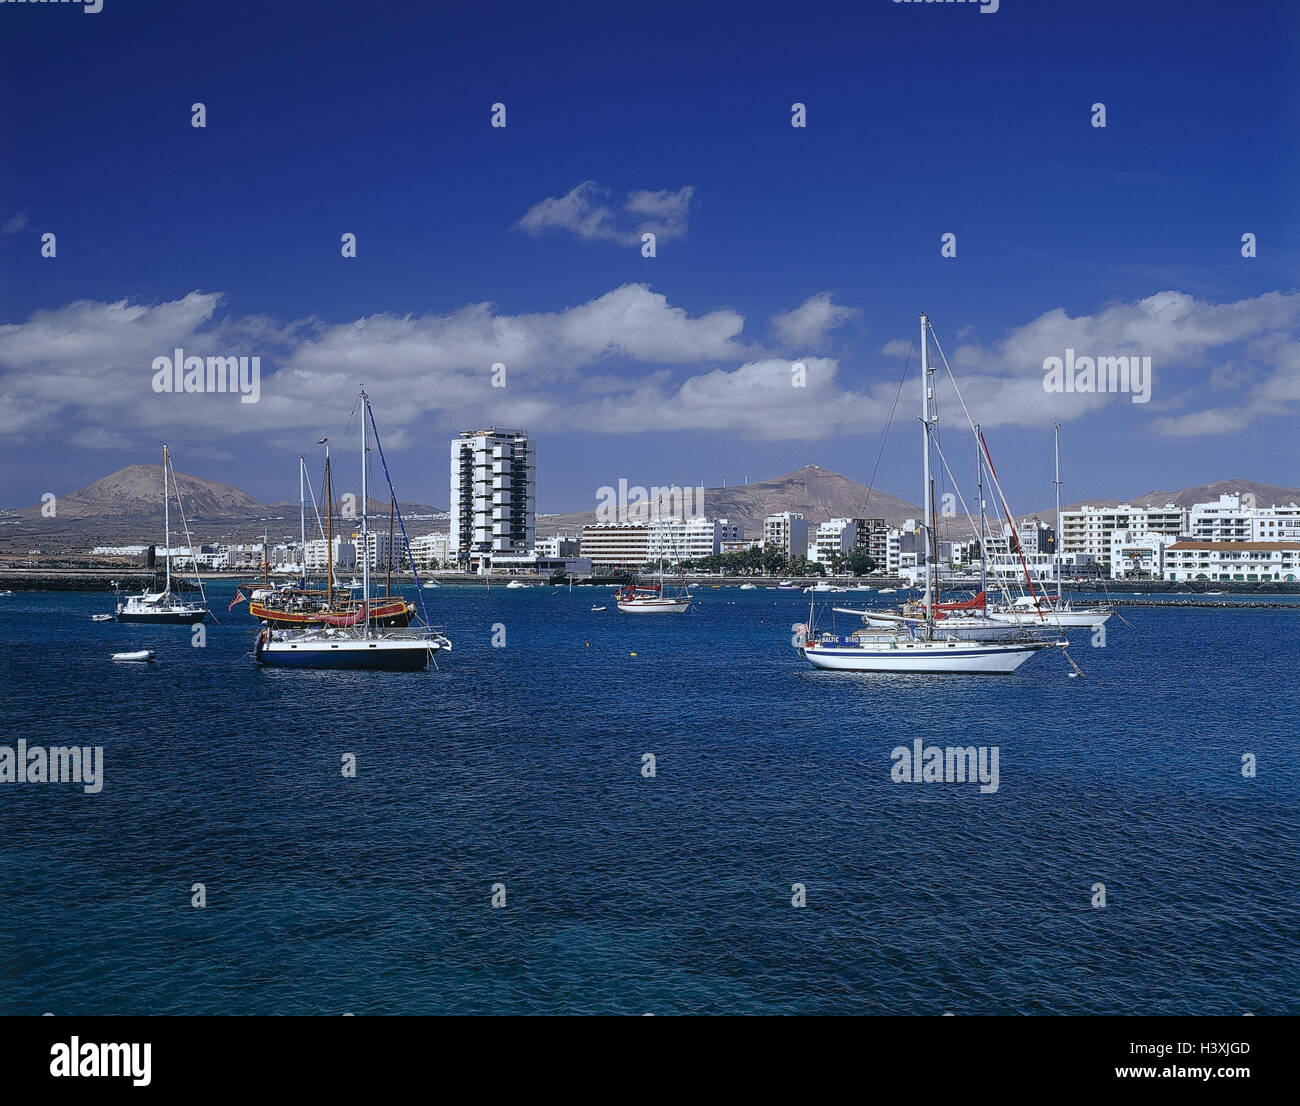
[535,464,922,538]
[15,464,268,520]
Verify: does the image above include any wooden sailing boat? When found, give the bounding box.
[115,444,210,624]
[240,446,414,628]
[254,390,450,670]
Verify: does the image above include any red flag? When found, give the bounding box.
[228,588,248,612]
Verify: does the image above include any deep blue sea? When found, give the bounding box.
[1,585,1296,1015]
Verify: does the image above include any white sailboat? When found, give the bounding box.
[255,390,451,671]
[115,445,210,624]
[986,424,1113,628]
[615,542,691,613]
[795,314,1063,674]
[838,431,1052,641]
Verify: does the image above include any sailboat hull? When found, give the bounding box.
[987,609,1112,627]
[254,634,437,671]
[799,638,1055,674]
[248,597,413,628]
[116,607,208,624]
[616,599,690,613]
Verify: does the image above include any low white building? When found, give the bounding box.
[534,534,581,559]
[1162,541,1300,583]
[580,524,649,569]
[1109,530,1178,579]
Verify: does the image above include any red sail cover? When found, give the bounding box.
[933,590,986,612]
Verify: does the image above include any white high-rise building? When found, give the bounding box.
[450,428,536,573]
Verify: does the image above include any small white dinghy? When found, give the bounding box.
[92,613,114,622]
[112,649,156,662]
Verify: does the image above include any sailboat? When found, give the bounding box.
[254,390,450,670]
[115,445,210,624]
[615,543,691,613]
[795,314,1063,674]
[837,429,1053,641]
[986,424,1114,628]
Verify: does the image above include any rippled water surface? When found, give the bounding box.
[1,586,1296,1014]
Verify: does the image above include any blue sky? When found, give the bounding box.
[1,0,1297,516]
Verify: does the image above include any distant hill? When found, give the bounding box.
[14,464,267,521]
[536,464,922,537]
[5,461,1298,556]
[0,465,442,554]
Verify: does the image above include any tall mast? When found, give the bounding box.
[299,455,307,587]
[385,496,395,597]
[360,389,371,635]
[920,313,933,625]
[324,442,333,596]
[163,443,171,595]
[976,422,986,598]
[1053,422,1062,603]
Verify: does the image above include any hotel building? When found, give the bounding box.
[580,524,650,569]
[1058,503,1188,564]
[1162,541,1300,583]
[450,428,536,573]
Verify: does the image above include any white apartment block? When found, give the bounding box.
[409,532,453,568]
[885,520,924,576]
[303,536,356,570]
[358,531,401,570]
[1058,503,1187,562]
[450,428,536,572]
[1109,530,1178,579]
[648,517,721,562]
[810,518,857,565]
[1162,541,1300,583]
[580,524,650,569]
[1188,493,1300,543]
[764,513,809,560]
